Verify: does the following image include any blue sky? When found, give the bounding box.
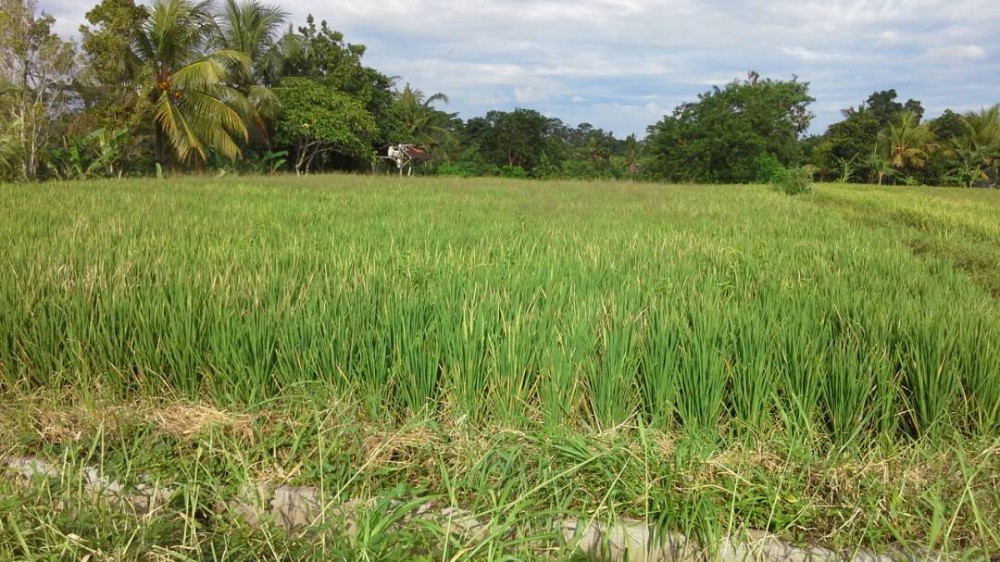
[42,0,1000,138]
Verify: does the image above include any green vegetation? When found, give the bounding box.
[645,73,814,183]
[2,0,996,556]
[1,177,998,559]
[809,91,1000,187]
[772,166,815,195]
[813,184,1000,297]
[2,178,996,437]
[2,0,997,184]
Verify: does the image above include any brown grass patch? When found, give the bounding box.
[149,402,254,442]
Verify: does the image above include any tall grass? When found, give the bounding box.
[0,177,997,445]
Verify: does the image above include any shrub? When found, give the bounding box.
[436,161,500,177]
[773,165,814,195]
[754,152,786,184]
[499,165,528,179]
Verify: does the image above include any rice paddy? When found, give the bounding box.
[1,176,998,560]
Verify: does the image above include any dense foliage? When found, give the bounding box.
[809,90,1000,187]
[0,0,997,184]
[273,77,377,173]
[645,72,814,183]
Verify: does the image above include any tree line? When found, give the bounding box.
[1,0,997,186]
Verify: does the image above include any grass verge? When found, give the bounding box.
[2,388,998,560]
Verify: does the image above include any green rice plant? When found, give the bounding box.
[585,297,642,430]
[674,299,727,436]
[725,305,778,437]
[900,312,960,438]
[536,293,589,429]
[955,317,1000,437]
[637,304,681,431]
[438,290,492,423]
[821,340,894,448]
[389,299,442,418]
[0,177,998,448]
[346,293,396,421]
[774,306,829,440]
[486,289,547,426]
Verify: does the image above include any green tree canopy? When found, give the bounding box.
[929,109,967,144]
[811,104,881,182]
[0,0,78,180]
[77,0,150,171]
[272,76,377,174]
[811,89,925,183]
[276,14,397,163]
[645,72,814,183]
[557,122,619,178]
[865,89,923,128]
[938,105,1000,186]
[463,108,563,174]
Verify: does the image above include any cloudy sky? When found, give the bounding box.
[41,0,999,138]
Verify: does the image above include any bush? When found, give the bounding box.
[499,165,527,178]
[754,152,786,184]
[773,166,814,195]
[435,161,501,177]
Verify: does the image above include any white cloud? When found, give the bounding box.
[875,30,901,46]
[463,93,513,106]
[924,44,987,61]
[781,46,854,62]
[514,86,551,103]
[643,101,665,115]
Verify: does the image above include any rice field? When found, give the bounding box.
[1,176,997,444]
[2,176,1000,560]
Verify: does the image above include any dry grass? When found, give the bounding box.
[150,402,255,441]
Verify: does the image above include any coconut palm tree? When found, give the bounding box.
[211,0,295,147]
[939,105,1000,187]
[962,104,1000,147]
[960,105,1000,167]
[869,144,899,186]
[133,0,253,165]
[840,103,867,120]
[0,117,23,180]
[623,133,640,177]
[392,83,455,147]
[877,110,935,176]
[213,0,294,86]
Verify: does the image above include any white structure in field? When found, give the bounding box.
[387,144,430,176]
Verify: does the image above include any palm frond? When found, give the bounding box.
[171,50,250,90]
[246,84,279,119]
[215,0,291,85]
[184,89,249,158]
[152,90,205,162]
